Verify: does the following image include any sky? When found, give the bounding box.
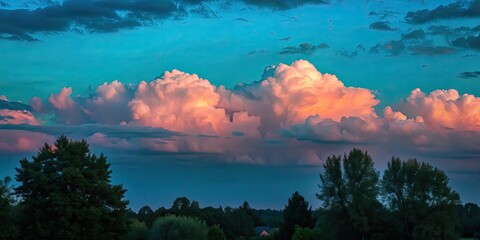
[0,0,479,210]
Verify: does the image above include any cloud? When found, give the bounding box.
[408,45,455,56]
[396,88,480,131]
[401,29,426,41]
[2,60,480,165]
[218,60,379,135]
[241,0,328,10]
[0,0,178,41]
[337,44,366,58]
[0,130,54,153]
[35,81,134,125]
[128,69,261,136]
[370,40,405,56]
[0,98,39,125]
[458,71,480,79]
[452,33,480,50]
[405,0,480,24]
[371,29,455,56]
[369,21,395,31]
[279,42,329,55]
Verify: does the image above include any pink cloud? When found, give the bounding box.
[0,130,54,153]
[0,109,39,125]
[219,60,379,135]
[128,70,260,136]
[84,80,133,124]
[48,87,75,110]
[396,88,480,131]
[5,60,478,166]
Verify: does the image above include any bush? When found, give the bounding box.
[292,226,315,240]
[127,219,149,240]
[208,225,227,240]
[150,215,208,240]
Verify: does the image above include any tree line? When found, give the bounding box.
[0,136,479,240]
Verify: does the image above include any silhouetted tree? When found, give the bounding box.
[0,176,18,239]
[317,149,381,239]
[457,203,480,238]
[278,192,314,240]
[381,158,460,240]
[138,205,156,228]
[15,136,129,240]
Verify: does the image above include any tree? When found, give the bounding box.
[150,215,208,240]
[0,176,18,239]
[278,192,314,240]
[14,135,129,240]
[138,205,157,228]
[317,148,381,239]
[208,224,227,240]
[457,203,480,238]
[381,158,460,240]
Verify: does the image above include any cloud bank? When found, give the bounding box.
[1,60,479,166]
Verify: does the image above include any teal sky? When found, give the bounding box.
[1,0,479,210]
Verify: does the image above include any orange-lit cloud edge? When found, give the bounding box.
[1,60,479,167]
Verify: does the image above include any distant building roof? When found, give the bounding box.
[255,226,272,235]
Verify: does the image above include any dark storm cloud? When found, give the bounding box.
[405,0,480,24]
[409,45,456,56]
[369,21,395,31]
[241,0,329,10]
[280,42,329,55]
[458,71,480,79]
[452,33,480,50]
[0,0,177,41]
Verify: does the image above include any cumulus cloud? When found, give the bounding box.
[396,88,480,131]
[128,69,261,136]
[2,60,480,165]
[218,60,379,135]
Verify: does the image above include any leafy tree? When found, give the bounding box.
[127,219,149,240]
[381,158,460,240]
[138,205,157,228]
[208,224,227,240]
[317,148,381,239]
[0,176,18,239]
[457,203,480,238]
[15,136,129,240]
[150,215,208,240]
[278,192,314,240]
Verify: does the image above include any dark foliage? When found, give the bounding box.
[14,135,129,240]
